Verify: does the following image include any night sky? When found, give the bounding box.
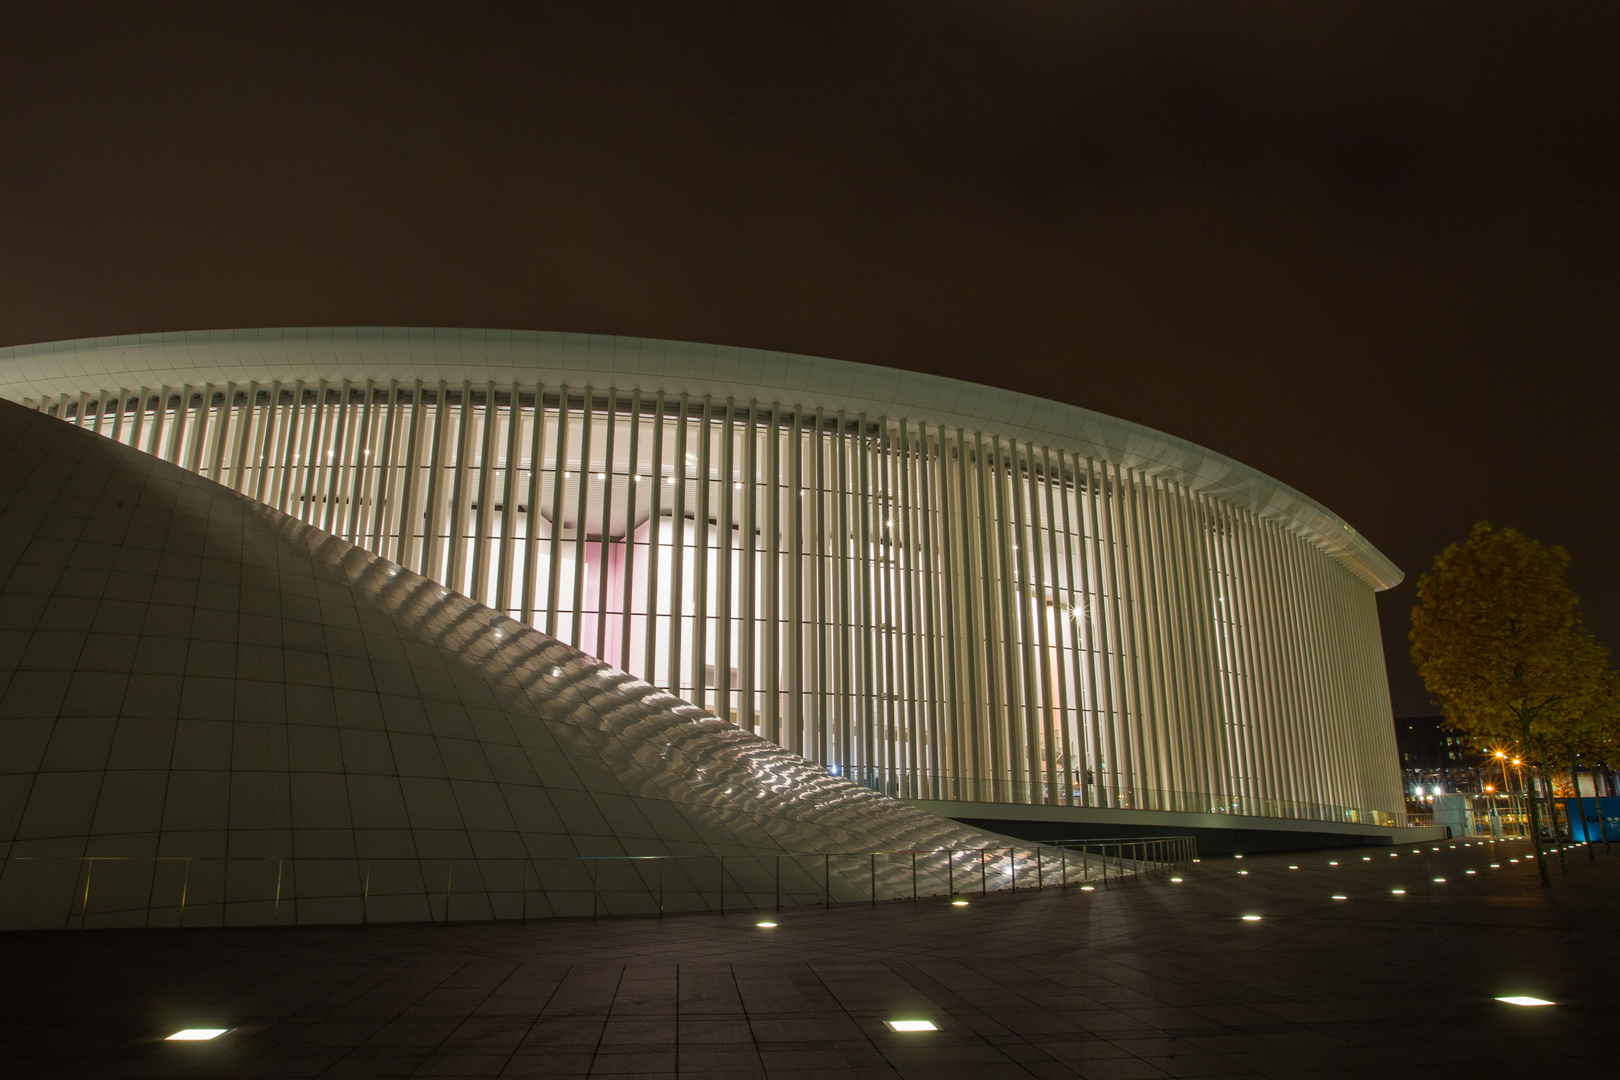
[3,3,1615,717]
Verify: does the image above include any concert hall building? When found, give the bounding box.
[2,327,1406,830]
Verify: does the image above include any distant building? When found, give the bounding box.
[1395,715,1488,799]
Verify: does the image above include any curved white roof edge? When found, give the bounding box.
[0,326,1402,590]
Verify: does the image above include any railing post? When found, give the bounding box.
[74,858,94,931]
[870,852,876,907]
[1037,849,1042,890]
[948,849,954,897]
[1061,848,1067,888]
[275,857,285,927]
[591,861,598,922]
[775,855,781,913]
[446,860,453,924]
[659,858,665,918]
[1009,849,1016,891]
[980,849,987,896]
[911,851,917,903]
[824,854,831,909]
[719,856,725,915]
[362,861,370,926]
[180,858,191,925]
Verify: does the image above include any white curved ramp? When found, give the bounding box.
[0,401,1052,929]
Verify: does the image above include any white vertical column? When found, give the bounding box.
[690,398,713,707]
[739,401,759,734]
[469,382,499,605]
[666,396,688,694]
[714,399,735,719]
[618,391,641,672]
[543,387,570,637]
[642,393,666,683]
[764,403,782,745]
[496,383,523,616]
[521,385,549,628]
[568,389,594,649]
[594,391,617,659]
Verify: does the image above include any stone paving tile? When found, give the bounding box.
[0,838,1613,1078]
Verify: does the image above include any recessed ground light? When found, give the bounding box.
[166,1029,228,1041]
[1412,849,1422,854]
[1510,858,1520,863]
[1080,885,1095,891]
[1331,895,1348,900]
[1433,878,1446,883]
[1241,915,1262,921]
[1491,863,1501,868]
[1362,857,1371,861]
[1234,854,1243,859]
[1288,865,1298,870]
[1496,996,1554,1007]
[1329,861,1339,866]
[1170,877,1183,883]
[1237,870,1248,875]
[756,921,777,928]
[1465,870,1476,875]
[951,899,969,907]
[1391,888,1406,895]
[1390,854,1399,858]
[885,1019,938,1032]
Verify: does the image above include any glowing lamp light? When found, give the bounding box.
[950,899,969,907]
[1241,915,1262,922]
[167,1029,228,1041]
[1331,895,1348,900]
[1080,885,1095,891]
[1391,888,1406,895]
[755,921,777,928]
[1496,996,1554,1007]
[885,1019,938,1032]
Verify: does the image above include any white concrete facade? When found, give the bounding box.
[0,328,1406,826]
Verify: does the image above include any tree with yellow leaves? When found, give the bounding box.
[1409,522,1588,887]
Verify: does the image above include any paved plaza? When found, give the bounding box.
[2,837,1613,1078]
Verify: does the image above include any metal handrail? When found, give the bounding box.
[0,838,1196,930]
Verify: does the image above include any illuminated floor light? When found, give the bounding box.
[1511,858,1520,863]
[1495,996,1554,1007]
[1241,915,1262,921]
[885,1019,939,1032]
[1329,861,1339,866]
[1466,870,1476,874]
[1080,885,1095,891]
[1491,864,1501,868]
[755,921,778,928]
[1391,888,1406,895]
[1238,870,1248,875]
[1288,865,1299,870]
[1170,877,1183,883]
[166,1030,228,1041]
[1362,857,1371,862]
[1331,895,1348,900]
[951,899,969,907]
[1433,878,1446,883]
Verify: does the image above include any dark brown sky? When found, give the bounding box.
[3,2,1616,716]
